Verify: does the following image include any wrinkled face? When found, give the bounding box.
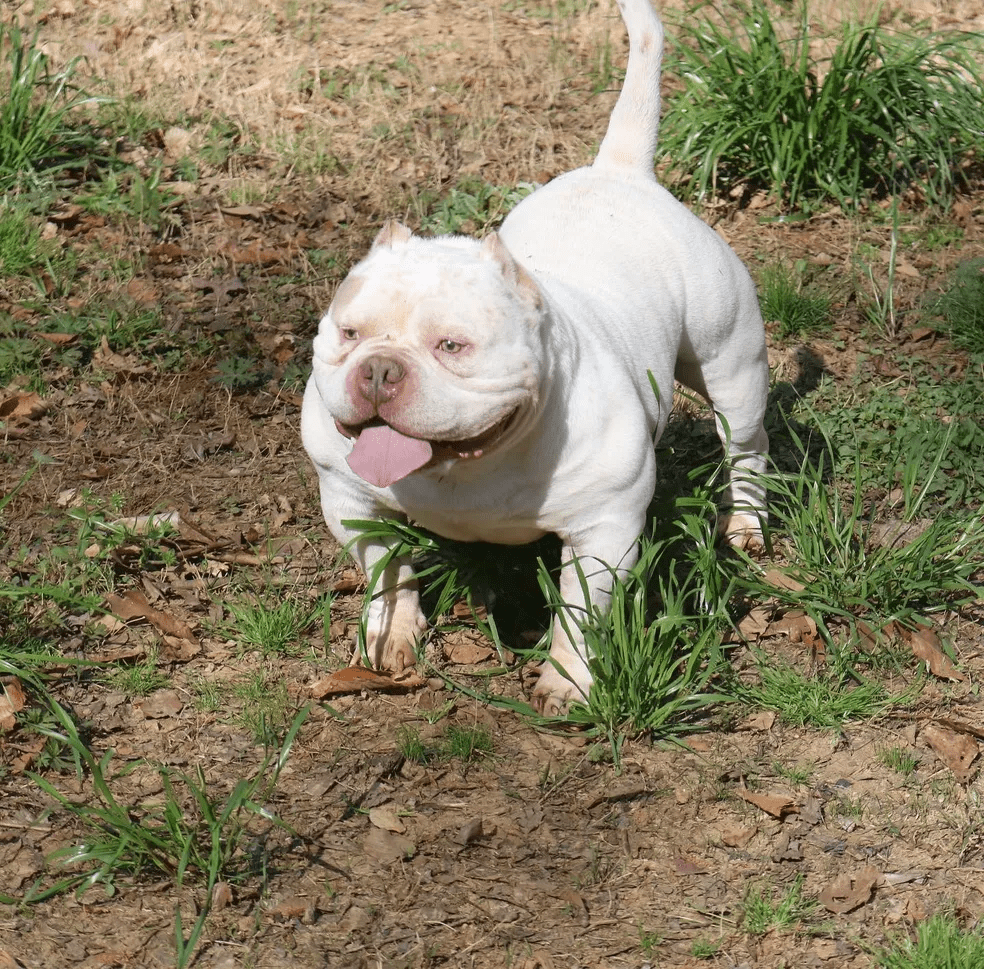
[310,224,545,486]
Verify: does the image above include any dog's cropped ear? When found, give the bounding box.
[480,232,542,309]
[371,220,413,250]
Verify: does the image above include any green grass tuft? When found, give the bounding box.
[0,22,104,191]
[660,1,984,210]
[927,259,984,354]
[877,913,984,969]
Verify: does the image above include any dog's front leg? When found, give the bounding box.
[532,521,643,716]
[315,473,428,672]
[345,529,428,673]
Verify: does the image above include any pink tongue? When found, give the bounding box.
[346,424,434,488]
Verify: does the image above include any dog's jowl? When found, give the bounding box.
[301,0,769,715]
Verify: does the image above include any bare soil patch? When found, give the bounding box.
[2,1,984,967]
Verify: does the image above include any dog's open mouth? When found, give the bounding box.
[336,410,518,489]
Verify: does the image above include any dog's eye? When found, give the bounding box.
[339,327,359,341]
[438,338,465,354]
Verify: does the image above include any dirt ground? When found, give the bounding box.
[2,0,984,966]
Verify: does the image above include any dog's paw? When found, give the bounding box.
[530,658,591,717]
[718,511,765,550]
[353,609,428,673]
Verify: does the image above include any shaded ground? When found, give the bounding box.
[2,1,984,967]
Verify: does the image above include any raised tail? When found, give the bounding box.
[593,0,663,175]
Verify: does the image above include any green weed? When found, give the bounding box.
[876,913,984,969]
[0,22,104,191]
[733,656,906,729]
[227,592,329,658]
[759,260,830,338]
[231,672,293,744]
[543,493,734,756]
[927,259,984,354]
[739,425,984,649]
[443,723,493,762]
[104,650,170,697]
[742,874,815,935]
[878,746,919,777]
[76,165,182,233]
[773,760,814,785]
[25,701,308,969]
[691,938,722,958]
[395,722,493,765]
[660,1,984,209]
[419,178,535,236]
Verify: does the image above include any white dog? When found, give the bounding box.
[301,0,769,715]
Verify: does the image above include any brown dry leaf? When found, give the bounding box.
[770,610,818,645]
[819,866,880,914]
[309,666,427,698]
[331,570,364,594]
[0,950,25,969]
[211,881,234,911]
[922,722,980,783]
[736,787,798,819]
[907,627,967,682]
[369,806,406,834]
[105,589,200,650]
[363,826,416,864]
[134,690,184,719]
[672,855,708,875]
[717,823,757,848]
[266,895,316,921]
[738,710,777,731]
[736,604,772,640]
[761,568,807,593]
[0,678,28,731]
[0,391,47,422]
[443,633,495,665]
[36,332,78,346]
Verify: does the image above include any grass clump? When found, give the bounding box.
[742,874,815,935]
[0,22,102,191]
[759,261,830,338]
[227,592,329,658]
[419,177,535,236]
[876,913,984,969]
[927,259,984,354]
[660,0,984,210]
[25,701,308,969]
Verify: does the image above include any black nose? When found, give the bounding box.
[358,355,405,405]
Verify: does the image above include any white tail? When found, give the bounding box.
[593,0,664,175]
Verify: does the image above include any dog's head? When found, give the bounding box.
[311,221,546,488]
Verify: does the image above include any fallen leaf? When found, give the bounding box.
[672,855,708,875]
[211,881,234,911]
[0,678,27,731]
[104,589,200,650]
[266,895,316,921]
[922,722,979,783]
[737,787,798,819]
[369,806,406,833]
[309,666,427,698]
[736,604,772,640]
[717,823,757,848]
[134,691,184,719]
[362,826,416,864]
[761,568,807,593]
[453,818,488,846]
[738,710,777,731]
[0,391,47,422]
[819,866,880,914]
[907,627,967,682]
[443,634,495,665]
